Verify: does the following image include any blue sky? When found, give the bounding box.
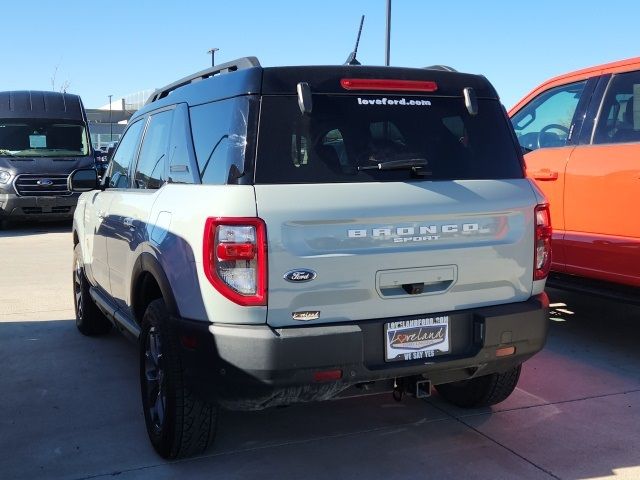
[1,1,638,109]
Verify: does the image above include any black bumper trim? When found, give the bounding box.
[173,294,549,410]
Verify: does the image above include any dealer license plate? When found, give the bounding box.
[385,315,450,362]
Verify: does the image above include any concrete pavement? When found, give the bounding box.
[1,223,639,479]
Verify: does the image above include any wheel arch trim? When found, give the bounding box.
[130,252,180,323]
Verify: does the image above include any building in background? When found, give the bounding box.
[86,89,154,149]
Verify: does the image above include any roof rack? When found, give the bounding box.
[145,56,261,105]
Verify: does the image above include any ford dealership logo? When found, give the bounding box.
[37,179,54,186]
[284,269,317,283]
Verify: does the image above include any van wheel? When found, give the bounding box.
[73,244,112,336]
[140,299,218,459]
[435,364,521,408]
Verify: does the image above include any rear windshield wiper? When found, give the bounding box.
[357,158,429,171]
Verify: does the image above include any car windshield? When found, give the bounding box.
[0,119,89,157]
[254,95,523,183]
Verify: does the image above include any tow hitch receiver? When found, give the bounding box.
[415,379,432,398]
[393,377,432,401]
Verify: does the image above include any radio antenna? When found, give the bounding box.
[344,15,365,66]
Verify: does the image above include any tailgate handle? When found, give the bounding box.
[377,266,457,298]
[381,279,453,297]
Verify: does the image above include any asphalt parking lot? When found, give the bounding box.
[1,223,639,480]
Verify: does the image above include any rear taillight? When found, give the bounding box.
[203,217,267,306]
[533,204,552,280]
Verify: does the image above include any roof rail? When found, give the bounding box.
[145,56,261,105]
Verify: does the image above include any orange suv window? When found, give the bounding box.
[511,81,586,152]
[593,71,640,145]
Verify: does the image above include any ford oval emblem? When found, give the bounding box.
[284,269,317,283]
[37,179,54,186]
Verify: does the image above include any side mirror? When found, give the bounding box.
[69,169,99,192]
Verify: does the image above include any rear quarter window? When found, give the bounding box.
[189,96,255,184]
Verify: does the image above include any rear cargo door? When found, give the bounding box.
[253,94,538,328]
[255,181,537,327]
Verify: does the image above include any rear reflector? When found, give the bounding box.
[496,346,516,357]
[313,369,343,382]
[340,78,438,92]
[180,335,199,350]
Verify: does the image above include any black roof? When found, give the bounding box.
[0,91,86,121]
[260,65,497,97]
[134,57,499,120]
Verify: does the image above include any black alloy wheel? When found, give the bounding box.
[73,244,111,336]
[139,299,218,459]
[73,256,85,326]
[143,326,167,435]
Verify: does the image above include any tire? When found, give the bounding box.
[73,244,112,336]
[140,299,218,459]
[435,364,522,408]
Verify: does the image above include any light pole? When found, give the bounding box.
[207,48,219,67]
[108,94,113,143]
[385,0,391,66]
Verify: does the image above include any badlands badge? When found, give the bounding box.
[385,315,450,362]
[292,311,320,321]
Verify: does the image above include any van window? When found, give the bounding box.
[255,95,523,184]
[593,71,640,144]
[108,120,144,188]
[0,120,89,157]
[134,110,173,189]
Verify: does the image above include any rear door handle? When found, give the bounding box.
[530,169,558,181]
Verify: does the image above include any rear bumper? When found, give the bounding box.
[0,192,79,220]
[174,294,549,410]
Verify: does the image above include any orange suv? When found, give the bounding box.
[510,57,640,300]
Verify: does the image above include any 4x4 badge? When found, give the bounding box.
[284,269,317,283]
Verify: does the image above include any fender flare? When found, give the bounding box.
[130,252,180,320]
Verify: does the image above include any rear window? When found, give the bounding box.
[254,95,523,183]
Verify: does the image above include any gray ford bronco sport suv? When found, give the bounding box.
[71,57,551,459]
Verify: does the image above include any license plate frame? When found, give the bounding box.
[384,315,450,362]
